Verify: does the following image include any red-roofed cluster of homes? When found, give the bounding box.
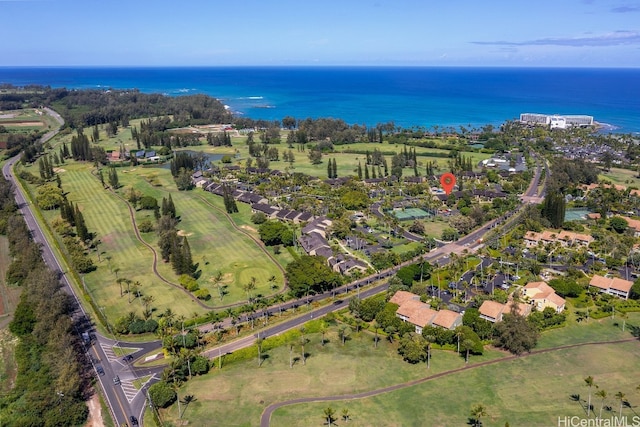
[479,281,566,323]
[523,230,593,248]
[390,291,462,333]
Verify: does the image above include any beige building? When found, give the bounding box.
[390,291,462,333]
[589,275,633,300]
[479,300,532,323]
[522,281,566,313]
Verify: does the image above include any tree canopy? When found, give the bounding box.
[285,255,342,297]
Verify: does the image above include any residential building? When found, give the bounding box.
[522,281,566,313]
[391,291,462,333]
[589,275,633,300]
[479,300,532,323]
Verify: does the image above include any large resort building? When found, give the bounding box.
[520,113,594,129]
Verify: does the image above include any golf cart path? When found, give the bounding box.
[260,337,638,427]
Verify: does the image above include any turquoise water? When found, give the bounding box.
[1,66,638,133]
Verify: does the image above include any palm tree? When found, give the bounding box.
[319,321,328,346]
[462,339,474,364]
[179,394,196,419]
[615,391,626,418]
[299,327,307,365]
[323,407,336,426]
[595,389,607,419]
[469,403,488,426]
[585,376,595,417]
[256,336,264,367]
[116,277,126,297]
[142,295,155,312]
[341,408,350,422]
[424,334,436,369]
[338,326,350,346]
[125,279,133,303]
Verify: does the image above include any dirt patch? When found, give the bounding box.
[0,120,45,127]
[84,393,105,427]
[239,225,258,233]
[53,167,66,173]
[177,230,194,237]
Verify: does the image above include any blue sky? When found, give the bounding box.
[1,0,639,67]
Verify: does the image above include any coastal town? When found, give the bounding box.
[1,88,639,427]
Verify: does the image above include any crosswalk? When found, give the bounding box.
[99,343,119,362]
[119,378,140,402]
[99,343,153,402]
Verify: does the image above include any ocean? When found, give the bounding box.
[0,66,638,133]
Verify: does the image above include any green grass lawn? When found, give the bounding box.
[159,323,506,427]
[598,167,640,186]
[21,158,285,321]
[270,341,640,427]
[157,313,640,427]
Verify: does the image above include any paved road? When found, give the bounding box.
[2,109,146,427]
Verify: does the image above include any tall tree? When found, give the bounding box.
[584,376,595,417]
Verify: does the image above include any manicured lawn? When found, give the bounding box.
[158,314,640,427]
[21,158,286,320]
[157,323,504,426]
[598,167,639,186]
[270,341,640,427]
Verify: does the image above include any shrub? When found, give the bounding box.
[144,319,159,333]
[251,212,267,224]
[148,381,177,408]
[191,356,210,375]
[138,218,155,233]
[194,289,211,300]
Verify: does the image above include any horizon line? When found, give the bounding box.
[1,64,639,70]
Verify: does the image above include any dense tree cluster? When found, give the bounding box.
[285,255,342,297]
[0,175,88,426]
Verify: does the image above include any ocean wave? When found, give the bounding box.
[238,96,264,100]
[595,121,619,131]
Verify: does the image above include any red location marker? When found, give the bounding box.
[440,172,456,195]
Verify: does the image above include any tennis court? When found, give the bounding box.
[392,207,431,221]
[564,208,592,221]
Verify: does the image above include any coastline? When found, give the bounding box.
[1,66,639,133]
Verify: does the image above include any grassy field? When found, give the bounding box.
[155,313,640,427]
[156,322,507,427]
[28,161,285,319]
[598,167,640,186]
[270,341,640,427]
[0,108,52,131]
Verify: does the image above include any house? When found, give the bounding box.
[391,291,462,333]
[522,281,566,313]
[589,275,633,299]
[389,290,420,306]
[523,230,593,248]
[335,258,369,275]
[298,232,330,256]
[619,216,640,237]
[431,310,463,330]
[479,300,532,323]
